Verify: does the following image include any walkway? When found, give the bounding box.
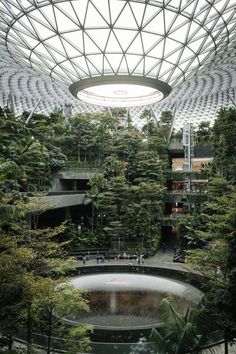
[77,249,187,271]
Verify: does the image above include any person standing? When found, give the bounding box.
[161,242,167,253]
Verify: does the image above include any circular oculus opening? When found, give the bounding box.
[70,76,171,107]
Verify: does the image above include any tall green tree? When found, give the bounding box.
[83,186,100,233]
[212,107,236,179]
[194,121,213,144]
[0,160,23,226]
[150,295,216,354]
[32,279,90,354]
[182,178,236,353]
[134,150,165,184]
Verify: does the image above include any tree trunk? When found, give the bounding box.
[27,303,33,354]
[78,144,80,163]
[98,150,101,164]
[47,309,53,354]
[8,334,13,350]
[96,207,99,230]
[224,338,228,354]
[92,204,94,234]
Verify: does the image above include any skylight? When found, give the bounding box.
[0,0,235,106]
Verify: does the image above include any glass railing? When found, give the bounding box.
[16,331,155,354]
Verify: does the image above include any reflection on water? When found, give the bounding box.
[67,272,202,329]
[69,289,187,328]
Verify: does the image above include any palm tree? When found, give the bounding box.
[150,295,217,354]
[83,186,100,234]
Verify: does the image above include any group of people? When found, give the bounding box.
[81,254,105,265]
[136,254,145,264]
[81,251,146,265]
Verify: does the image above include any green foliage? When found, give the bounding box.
[88,173,107,192]
[83,186,102,233]
[179,180,236,348]
[48,146,67,171]
[146,135,169,162]
[158,111,173,140]
[0,210,86,353]
[177,213,208,248]
[59,112,113,164]
[212,107,236,179]
[194,121,213,144]
[16,197,57,230]
[0,160,24,226]
[0,251,26,349]
[150,295,216,354]
[20,141,51,191]
[64,324,92,354]
[111,128,142,160]
[140,109,158,139]
[0,108,172,351]
[0,161,20,181]
[104,155,126,178]
[207,175,233,198]
[160,111,173,125]
[134,150,165,184]
[0,112,53,191]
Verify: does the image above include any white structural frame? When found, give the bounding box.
[0,0,235,129]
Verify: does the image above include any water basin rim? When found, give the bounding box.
[60,317,164,330]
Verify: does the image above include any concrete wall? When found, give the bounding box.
[30,193,86,210]
[50,169,103,192]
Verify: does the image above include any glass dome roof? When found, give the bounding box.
[0,0,235,106]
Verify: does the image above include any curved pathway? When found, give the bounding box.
[76,249,187,271]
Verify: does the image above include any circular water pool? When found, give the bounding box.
[65,272,202,330]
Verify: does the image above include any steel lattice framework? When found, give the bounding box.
[0,0,236,127]
[1,0,235,86]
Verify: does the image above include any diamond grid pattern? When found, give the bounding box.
[0,0,235,88]
[0,0,236,131]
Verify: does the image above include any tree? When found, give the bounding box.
[140,109,157,140]
[32,279,91,354]
[212,107,236,180]
[64,324,92,354]
[0,111,57,192]
[0,219,81,353]
[88,173,107,192]
[207,175,233,199]
[0,202,77,354]
[0,160,22,226]
[159,111,173,141]
[150,295,216,354]
[134,150,165,184]
[20,141,51,191]
[182,180,236,353]
[99,176,129,242]
[0,250,25,351]
[111,128,142,162]
[103,155,126,179]
[177,213,209,249]
[194,121,213,144]
[83,186,100,233]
